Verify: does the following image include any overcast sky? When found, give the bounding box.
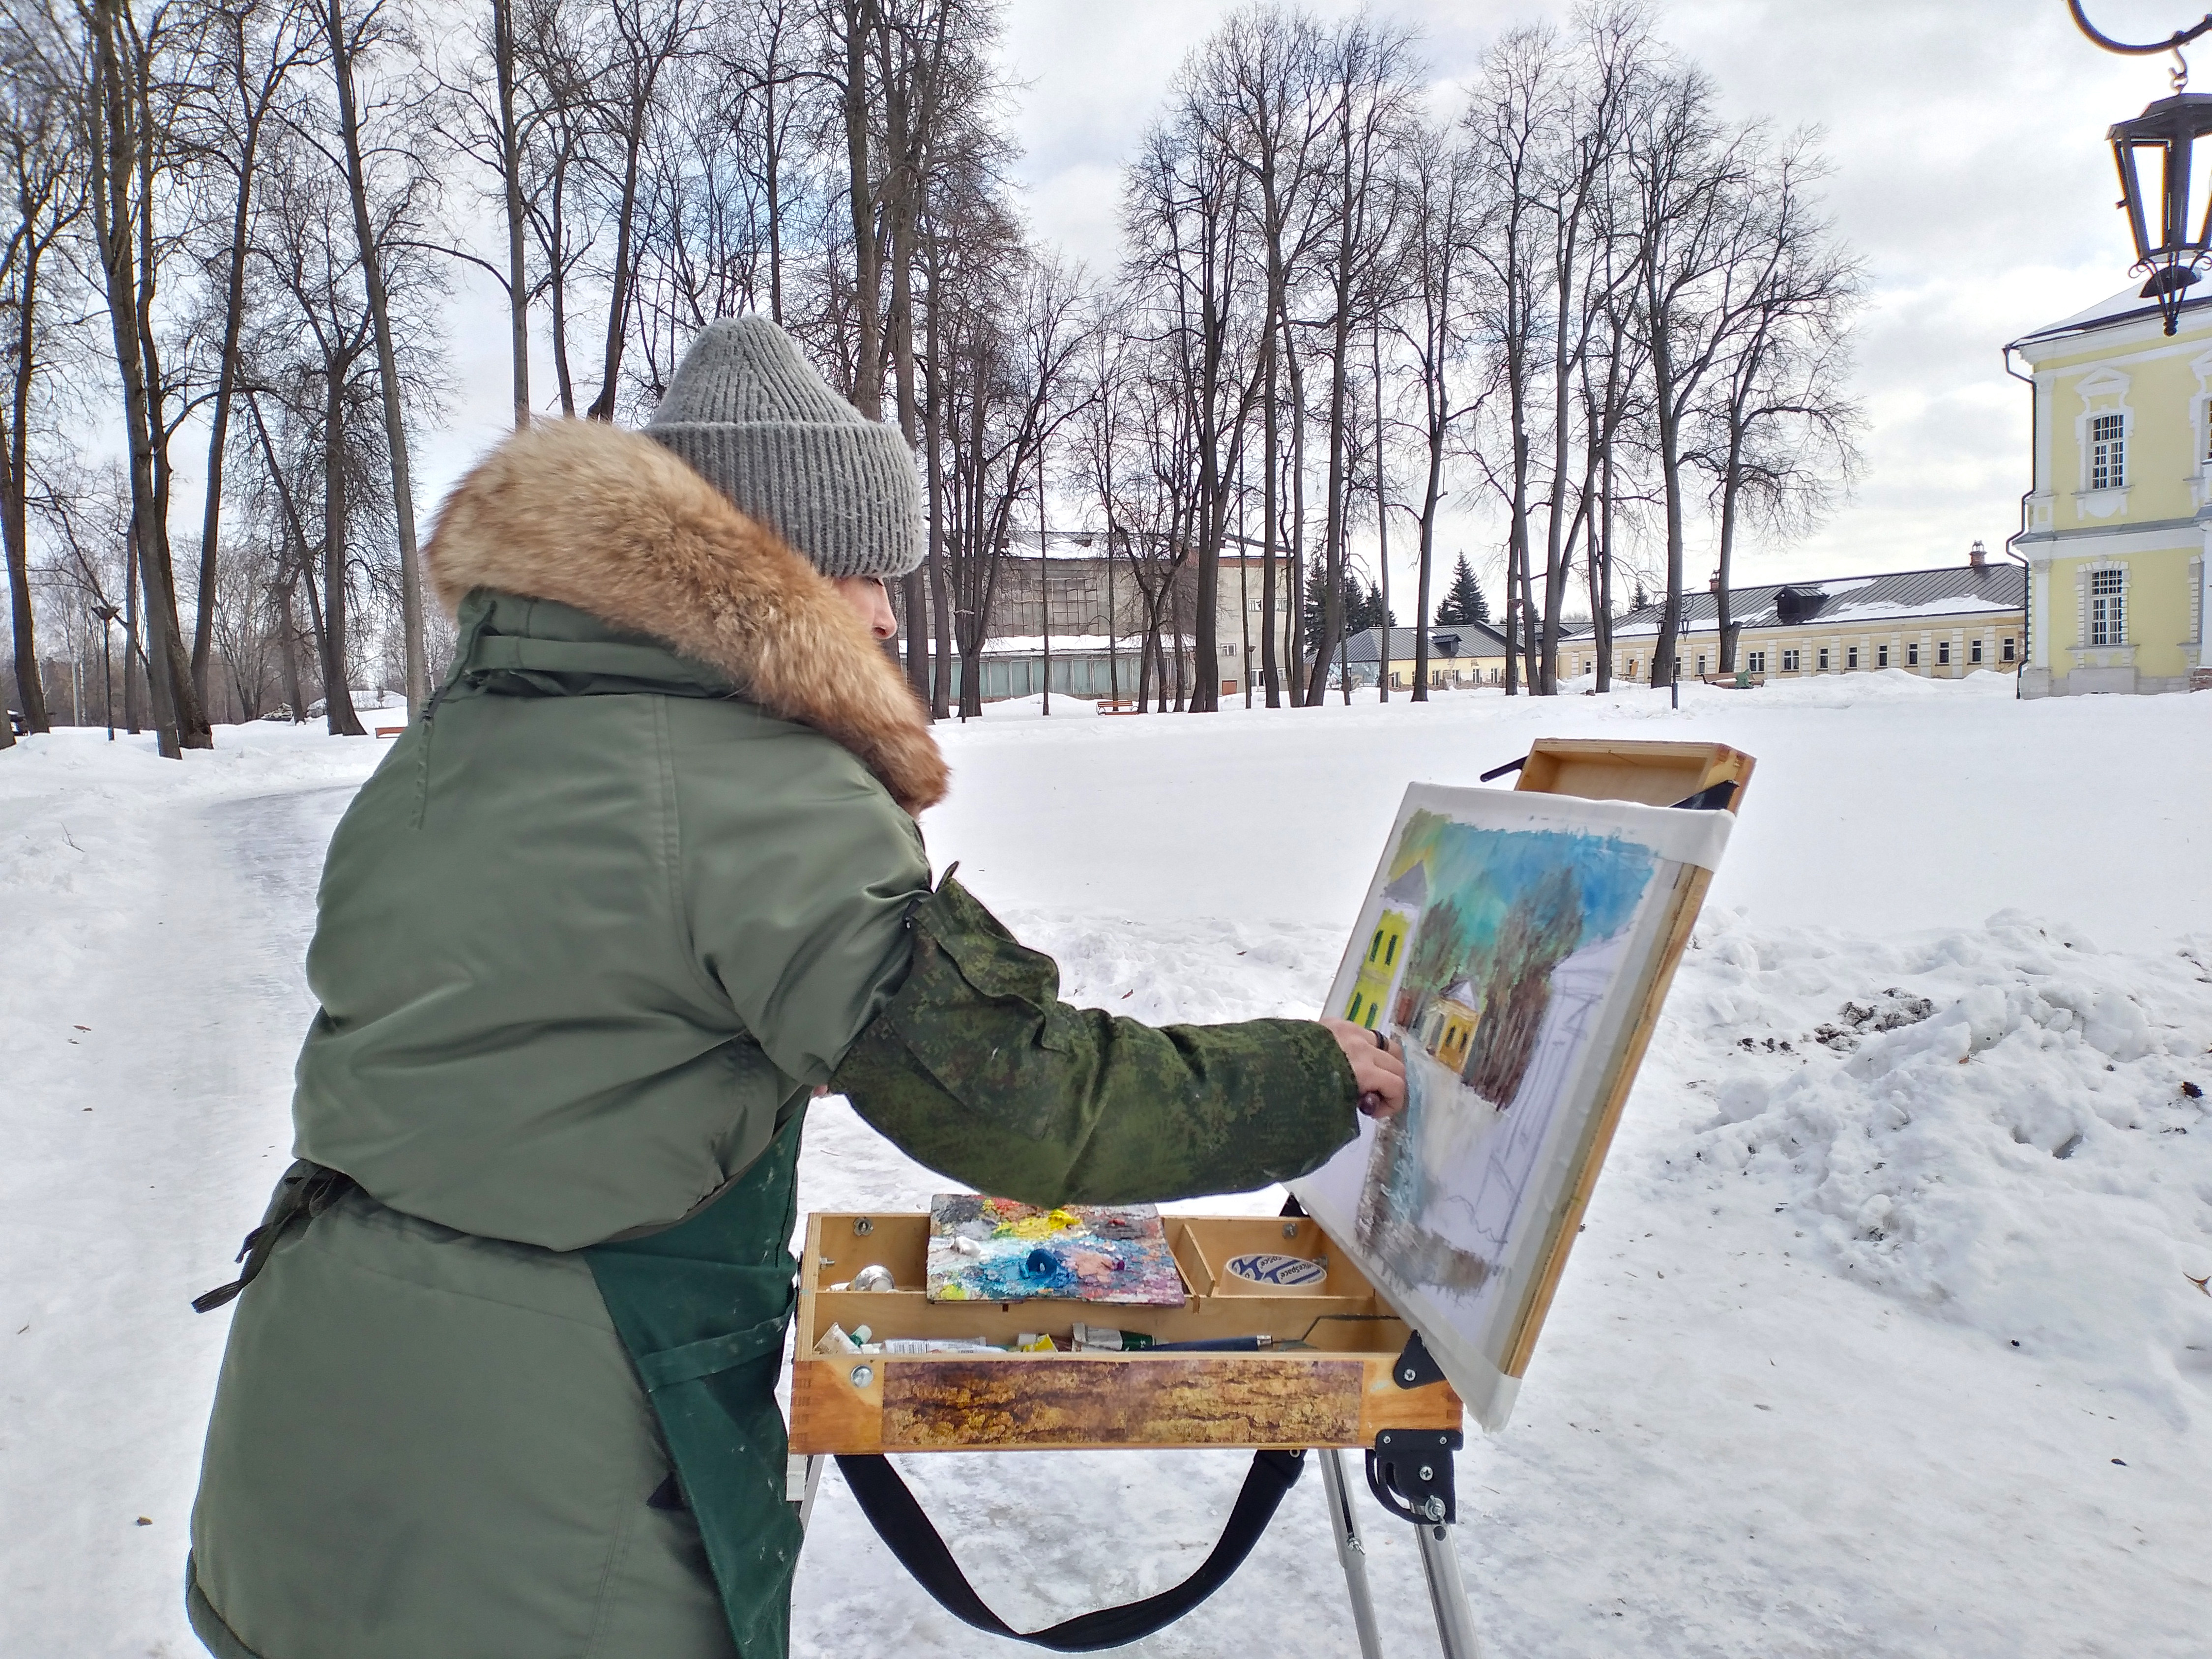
[412,0,2185,602]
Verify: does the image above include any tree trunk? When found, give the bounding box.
[327,0,427,715]
[192,88,268,711]
[494,0,530,429]
[322,372,365,737]
[1284,322,1308,704]
[841,0,881,419]
[1651,329,1686,690]
[1372,320,1389,702]
[1259,322,1281,707]
[87,0,206,753]
[2,285,46,735]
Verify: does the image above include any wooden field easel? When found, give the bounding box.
[786,737,1752,1657]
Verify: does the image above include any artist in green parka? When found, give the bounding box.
[184,317,1405,1659]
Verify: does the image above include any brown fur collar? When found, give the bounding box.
[425,418,947,815]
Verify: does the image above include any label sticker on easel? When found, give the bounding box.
[1225,1252,1327,1287]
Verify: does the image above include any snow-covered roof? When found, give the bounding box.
[1342,621,1512,663]
[1582,562,2025,641]
[2011,277,2212,347]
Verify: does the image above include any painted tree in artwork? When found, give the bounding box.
[1398,893,1471,1015]
[1433,554,1491,626]
[1464,865,1584,1106]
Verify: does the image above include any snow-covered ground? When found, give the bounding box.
[3,675,2208,1658]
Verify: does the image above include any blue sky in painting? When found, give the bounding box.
[1390,813,1658,958]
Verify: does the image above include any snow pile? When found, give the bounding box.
[1674,907,2212,1421]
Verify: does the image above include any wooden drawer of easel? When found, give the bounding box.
[788,1211,1463,1455]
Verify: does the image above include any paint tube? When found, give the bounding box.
[812,1323,859,1356]
[1011,1333,1057,1352]
[876,1337,995,1354]
[1071,1322,1153,1351]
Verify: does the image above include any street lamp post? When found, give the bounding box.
[91,602,121,740]
[2072,4,2212,332]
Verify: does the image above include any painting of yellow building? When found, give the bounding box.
[1427,979,1484,1075]
[1342,863,1427,1030]
[2008,284,2212,696]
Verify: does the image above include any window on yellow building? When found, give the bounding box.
[1907,642,1920,667]
[1938,640,1951,666]
[1847,645,1860,669]
[1970,638,1983,665]
[2002,637,2016,663]
[2090,412,2126,490]
[1817,646,1830,671]
[1878,643,1890,668]
[1746,650,1767,673]
[1696,653,1706,674]
[1781,648,1800,672]
[2090,567,2126,645]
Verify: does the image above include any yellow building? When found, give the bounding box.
[1422,979,1484,1074]
[1343,864,1426,1030]
[1343,622,1519,690]
[1561,557,2026,684]
[2008,286,2212,696]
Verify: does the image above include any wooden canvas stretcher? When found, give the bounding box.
[787,737,1752,1658]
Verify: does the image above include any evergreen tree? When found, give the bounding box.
[1433,555,1490,626]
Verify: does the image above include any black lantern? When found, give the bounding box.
[2107,91,2212,332]
[2070,5,2212,329]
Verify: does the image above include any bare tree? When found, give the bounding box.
[1298,15,1412,706]
[1621,65,1755,690]
[79,0,212,753]
[1381,114,1481,702]
[0,5,87,741]
[1688,134,1863,671]
[185,0,316,709]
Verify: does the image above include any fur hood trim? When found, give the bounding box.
[424,419,947,815]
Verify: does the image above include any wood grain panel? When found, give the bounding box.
[879,1357,1364,1451]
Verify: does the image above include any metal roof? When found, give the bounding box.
[1587,562,2025,641]
[1341,621,1513,663]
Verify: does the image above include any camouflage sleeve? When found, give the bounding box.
[826,876,1360,1208]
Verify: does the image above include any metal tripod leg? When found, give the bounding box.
[786,1453,826,1532]
[1318,1449,1385,1659]
[1414,1519,1482,1659]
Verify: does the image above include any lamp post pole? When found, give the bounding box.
[91,603,121,740]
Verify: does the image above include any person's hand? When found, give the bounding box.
[1320,1019,1406,1119]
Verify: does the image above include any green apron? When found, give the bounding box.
[584,1111,808,1659]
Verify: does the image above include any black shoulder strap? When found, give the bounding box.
[834,1447,1306,1652]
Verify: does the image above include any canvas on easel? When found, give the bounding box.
[1292,783,1736,1431]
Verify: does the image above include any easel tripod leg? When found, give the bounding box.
[787,1454,826,1533]
[1317,1448,1386,1659]
[1415,1521,1482,1659]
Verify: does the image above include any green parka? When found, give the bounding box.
[185,420,1359,1659]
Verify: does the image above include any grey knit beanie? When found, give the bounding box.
[644,316,923,580]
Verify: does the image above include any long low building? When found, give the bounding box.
[1342,620,1518,689]
[1567,555,2027,683]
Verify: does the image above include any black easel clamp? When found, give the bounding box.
[1390,1328,1448,1390]
[1366,1427,1461,1526]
